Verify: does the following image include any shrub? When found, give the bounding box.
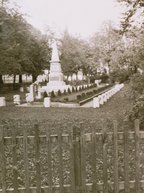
[81,92,86,99]
[58,90,62,96]
[63,89,67,95]
[77,95,81,100]
[64,97,69,102]
[51,91,55,97]
[43,91,48,98]
[100,73,109,83]
[68,88,71,94]
[82,85,84,90]
[72,87,75,92]
[109,69,130,84]
[128,95,144,129]
[130,73,144,99]
[126,73,144,129]
[87,91,91,96]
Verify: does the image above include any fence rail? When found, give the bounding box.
[0,120,144,193]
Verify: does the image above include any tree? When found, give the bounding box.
[117,0,144,32]
[0,5,51,86]
[91,22,123,73]
[25,34,50,82]
[117,0,144,127]
[60,30,91,76]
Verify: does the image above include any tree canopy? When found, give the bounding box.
[118,0,144,32]
[0,4,51,84]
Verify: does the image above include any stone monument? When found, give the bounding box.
[42,40,71,93]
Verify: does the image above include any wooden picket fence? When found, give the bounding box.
[0,120,144,193]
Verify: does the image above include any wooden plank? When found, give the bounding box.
[34,124,41,193]
[135,119,140,193]
[102,123,108,193]
[113,121,119,193]
[0,125,6,193]
[73,126,82,193]
[23,125,30,193]
[12,125,18,193]
[81,129,86,193]
[69,131,75,193]
[58,129,64,193]
[91,128,97,193]
[46,129,52,193]
[2,131,144,141]
[124,121,130,193]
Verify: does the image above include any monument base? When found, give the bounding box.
[41,83,72,93]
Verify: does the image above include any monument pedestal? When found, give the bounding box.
[42,40,71,93]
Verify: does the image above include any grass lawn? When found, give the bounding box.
[0,83,133,131]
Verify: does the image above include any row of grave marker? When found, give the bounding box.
[0,83,124,107]
[93,83,124,108]
[0,82,95,107]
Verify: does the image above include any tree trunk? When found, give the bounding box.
[19,74,22,84]
[0,75,3,84]
[13,74,16,90]
[32,75,37,83]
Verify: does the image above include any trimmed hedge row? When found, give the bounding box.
[76,85,113,102]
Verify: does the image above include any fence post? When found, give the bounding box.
[124,121,130,193]
[23,124,30,193]
[135,119,140,193]
[34,124,41,193]
[58,129,64,193]
[12,124,19,193]
[46,129,52,193]
[0,125,6,193]
[102,122,108,193]
[113,120,119,193]
[73,126,83,193]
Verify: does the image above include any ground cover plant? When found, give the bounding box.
[0,84,143,193]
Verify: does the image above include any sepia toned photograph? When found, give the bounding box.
[0,0,144,192]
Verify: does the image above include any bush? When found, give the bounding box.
[77,95,81,100]
[57,90,62,96]
[128,95,144,129]
[110,69,130,83]
[43,91,48,98]
[63,89,67,95]
[126,73,144,129]
[130,73,144,98]
[51,91,55,98]
[81,92,86,99]
[68,88,71,94]
[72,87,75,92]
[100,73,109,83]
[64,97,69,102]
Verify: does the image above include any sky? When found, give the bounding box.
[13,0,123,39]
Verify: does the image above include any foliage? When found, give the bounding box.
[57,90,62,96]
[91,22,122,73]
[129,73,144,98]
[0,6,51,84]
[60,30,92,75]
[117,0,144,33]
[100,73,109,83]
[109,69,130,83]
[128,95,144,129]
[126,73,144,128]
[50,91,55,98]
[67,88,71,94]
[43,91,48,98]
